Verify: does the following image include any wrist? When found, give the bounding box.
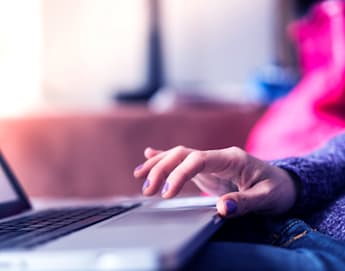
[271,166,300,213]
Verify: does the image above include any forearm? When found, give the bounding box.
[270,133,345,213]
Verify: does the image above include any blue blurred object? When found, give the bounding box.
[252,64,300,104]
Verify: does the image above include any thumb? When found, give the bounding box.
[216,187,271,217]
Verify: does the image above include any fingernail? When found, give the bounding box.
[161,182,169,195]
[142,179,150,192]
[135,164,143,171]
[225,200,237,214]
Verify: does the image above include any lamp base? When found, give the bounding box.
[114,87,159,103]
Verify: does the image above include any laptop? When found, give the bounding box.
[0,151,223,270]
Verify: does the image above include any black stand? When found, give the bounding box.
[114,0,164,103]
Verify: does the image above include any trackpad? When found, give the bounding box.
[100,208,215,227]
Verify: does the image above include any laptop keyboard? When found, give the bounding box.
[0,203,140,249]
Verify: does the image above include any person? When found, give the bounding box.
[133,132,345,270]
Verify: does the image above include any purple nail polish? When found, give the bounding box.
[142,179,150,192]
[161,182,169,195]
[135,164,143,171]
[225,200,237,214]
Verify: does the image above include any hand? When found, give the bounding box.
[134,146,298,217]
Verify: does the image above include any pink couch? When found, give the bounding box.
[0,103,265,198]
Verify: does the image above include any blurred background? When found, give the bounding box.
[0,0,304,114]
[0,0,320,198]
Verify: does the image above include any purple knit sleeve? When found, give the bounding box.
[270,133,345,213]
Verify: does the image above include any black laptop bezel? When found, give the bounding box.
[0,152,31,219]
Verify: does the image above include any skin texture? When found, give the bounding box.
[134,146,298,217]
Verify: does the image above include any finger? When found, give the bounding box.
[133,150,168,179]
[143,146,192,196]
[144,147,162,159]
[161,151,206,198]
[161,147,245,198]
[216,180,273,217]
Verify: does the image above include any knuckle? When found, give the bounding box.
[228,146,243,154]
[171,145,192,162]
[227,146,247,160]
[187,151,206,171]
[174,145,186,152]
[187,151,204,161]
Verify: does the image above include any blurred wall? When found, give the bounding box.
[42,0,147,108]
[42,0,277,108]
[163,0,275,87]
[0,0,42,116]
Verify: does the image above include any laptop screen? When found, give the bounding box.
[0,152,31,219]
[0,166,19,202]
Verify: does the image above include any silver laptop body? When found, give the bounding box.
[0,152,223,271]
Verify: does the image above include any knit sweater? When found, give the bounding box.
[271,133,345,241]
